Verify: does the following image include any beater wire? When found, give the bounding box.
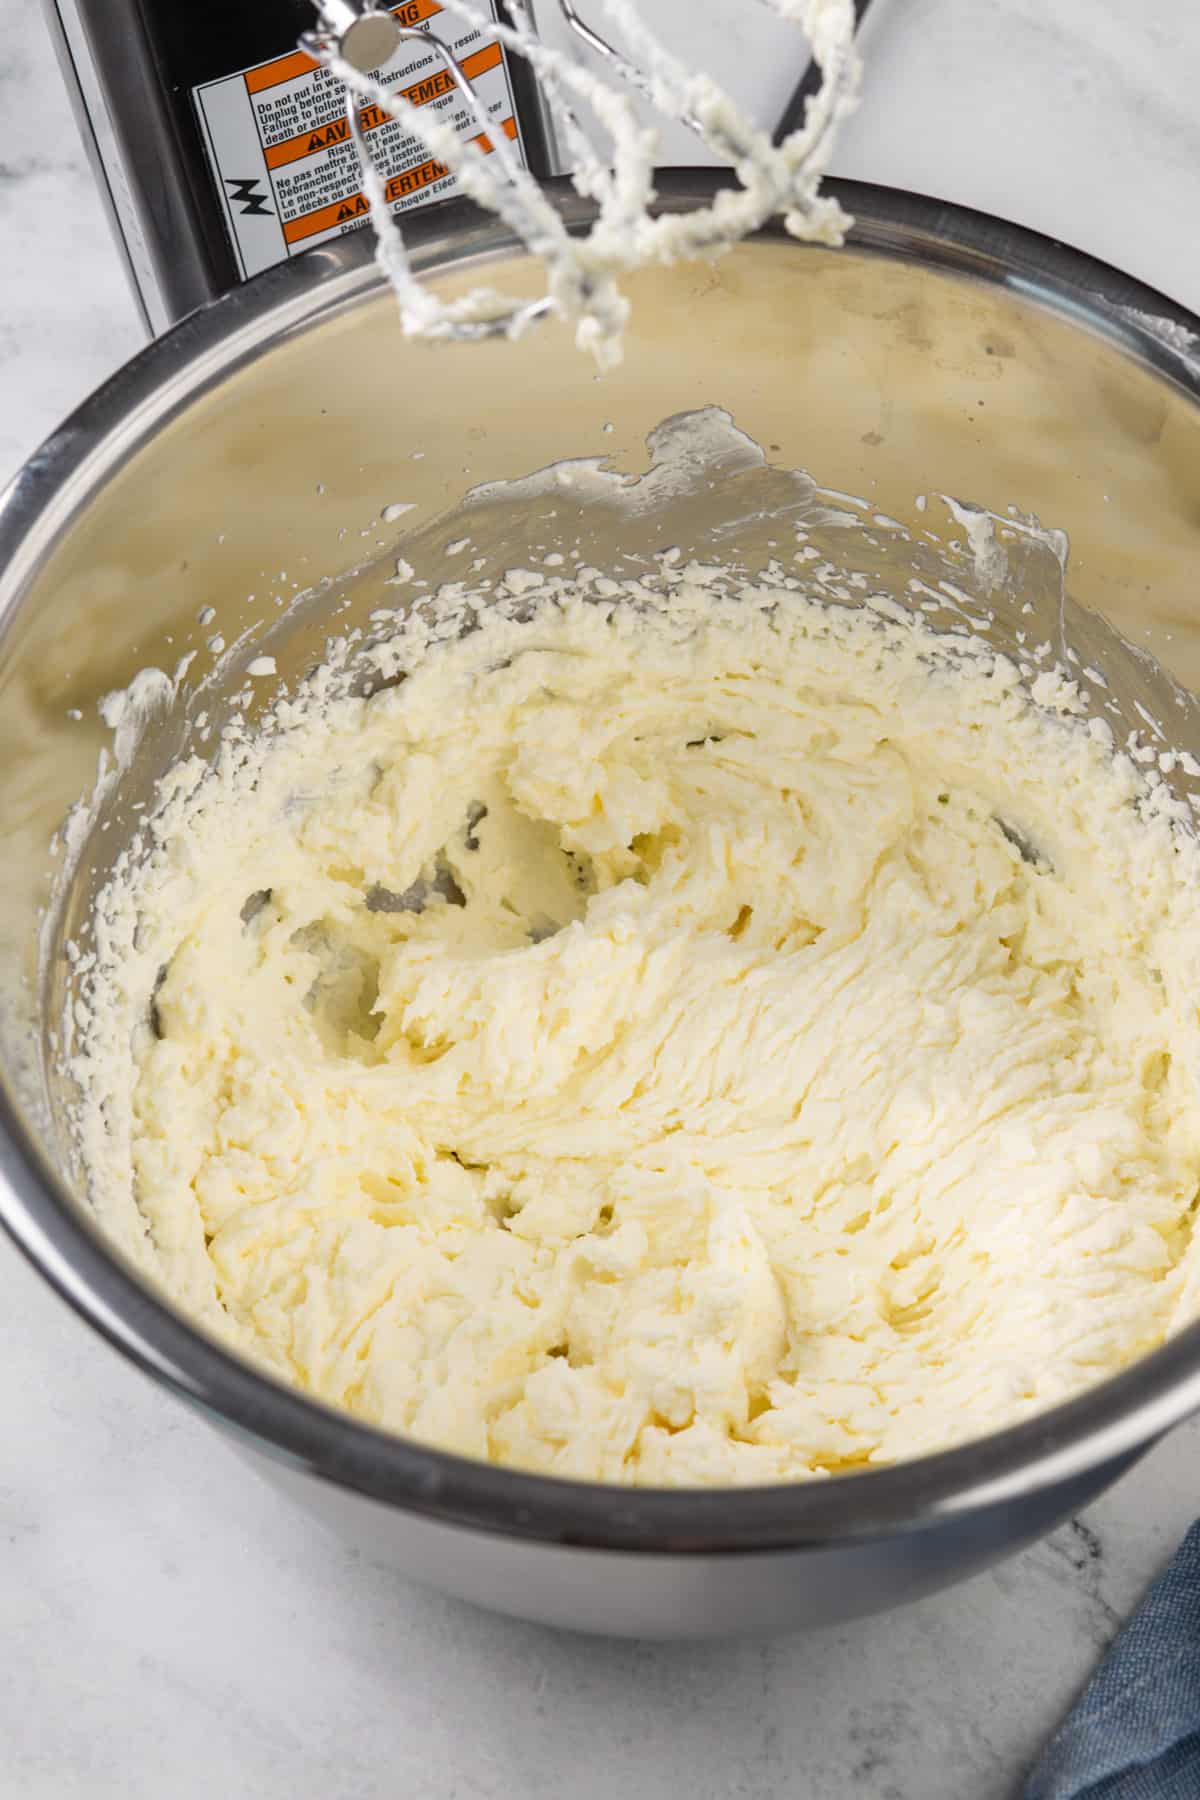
[310,0,861,361]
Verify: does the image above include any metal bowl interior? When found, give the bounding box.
[3,176,1200,1557]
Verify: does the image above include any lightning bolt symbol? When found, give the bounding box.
[226,178,272,218]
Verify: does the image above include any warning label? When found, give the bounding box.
[193,1,524,280]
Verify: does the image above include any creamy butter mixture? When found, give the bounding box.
[76,576,1200,1484]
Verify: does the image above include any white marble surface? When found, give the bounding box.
[4,2,1200,1795]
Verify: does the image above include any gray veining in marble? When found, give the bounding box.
[3,0,1200,1793]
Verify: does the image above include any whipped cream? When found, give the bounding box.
[72,570,1200,1485]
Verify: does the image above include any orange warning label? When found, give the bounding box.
[263,42,503,172]
[282,116,517,245]
[193,1,523,282]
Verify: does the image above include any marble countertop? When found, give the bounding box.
[3,1,1200,1794]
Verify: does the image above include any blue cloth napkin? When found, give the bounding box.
[1027,1520,1200,1799]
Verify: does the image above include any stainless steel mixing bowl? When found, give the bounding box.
[3,175,1200,1638]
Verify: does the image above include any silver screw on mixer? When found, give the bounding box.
[310,0,403,72]
[304,0,485,122]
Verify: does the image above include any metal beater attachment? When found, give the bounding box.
[301,0,557,342]
[300,0,863,359]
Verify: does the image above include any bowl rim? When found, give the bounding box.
[3,172,1200,1554]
